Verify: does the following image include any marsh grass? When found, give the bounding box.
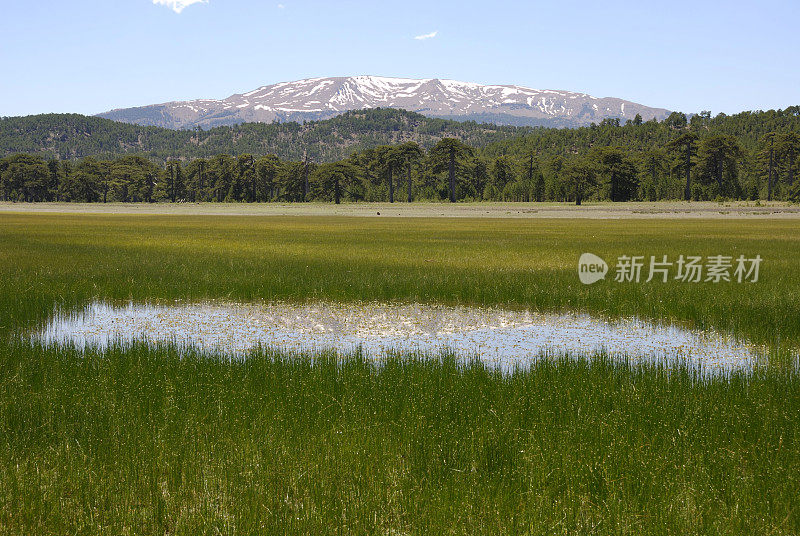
[1,342,799,534]
[1,213,799,534]
[1,214,799,349]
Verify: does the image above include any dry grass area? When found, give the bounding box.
[2,200,799,218]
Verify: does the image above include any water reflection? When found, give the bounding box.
[37,301,759,373]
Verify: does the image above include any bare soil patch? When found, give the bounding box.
[2,201,799,219]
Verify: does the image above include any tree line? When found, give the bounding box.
[1,110,799,203]
[0,109,525,163]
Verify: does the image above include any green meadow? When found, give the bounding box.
[1,212,799,534]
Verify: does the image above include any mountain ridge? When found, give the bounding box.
[98,75,671,130]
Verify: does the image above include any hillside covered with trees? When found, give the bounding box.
[0,109,527,163]
[1,107,798,203]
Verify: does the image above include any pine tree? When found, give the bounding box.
[563,158,597,206]
[429,138,474,202]
[313,161,360,204]
[696,135,744,198]
[394,142,424,202]
[668,133,699,200]
[776,132,800,194]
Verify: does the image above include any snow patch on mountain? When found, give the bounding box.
[98,75,671,129]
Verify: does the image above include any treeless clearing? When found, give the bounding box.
[1,200,799,218]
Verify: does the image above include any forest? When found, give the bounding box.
[1,107,798,203]
[0,109,525,163]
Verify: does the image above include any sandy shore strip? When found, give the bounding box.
[2,201,800,219]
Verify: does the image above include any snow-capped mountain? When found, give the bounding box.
[98,76,670,129]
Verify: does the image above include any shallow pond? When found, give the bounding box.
[35,301,761,373]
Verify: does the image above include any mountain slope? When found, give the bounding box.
[0,108,528,162]
[98,76,671,129]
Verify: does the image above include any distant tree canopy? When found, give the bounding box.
[1,106,798,203]
[0,109,526,163]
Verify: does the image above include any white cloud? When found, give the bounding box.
[414,31,438,41]
[277,3,285,8]
[153,0,208,14]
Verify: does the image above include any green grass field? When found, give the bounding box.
[1,213,799,534]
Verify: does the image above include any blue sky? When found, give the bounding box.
[1,0,798,117]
